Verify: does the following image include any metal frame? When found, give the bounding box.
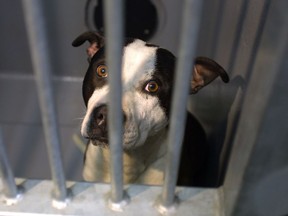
[223,1,288,214]
[0,179,222,215]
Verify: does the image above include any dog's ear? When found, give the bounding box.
[72,31,104,62]
[190,57,229,94]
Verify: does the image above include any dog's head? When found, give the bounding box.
[72,31,229,149]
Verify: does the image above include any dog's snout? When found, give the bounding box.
[94,105,107,127]
[84,105,127,143]
[85,105,108,140]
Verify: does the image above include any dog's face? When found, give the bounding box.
[72,32,229,150]
[82,39,175,149]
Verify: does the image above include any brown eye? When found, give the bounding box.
[96,65,108,77]
[145,80,159,93]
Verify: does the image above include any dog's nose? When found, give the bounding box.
[87,105,108,140]
[86,105,127,142]
[94,105,107,127]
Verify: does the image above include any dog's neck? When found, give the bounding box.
[83,128,168,185]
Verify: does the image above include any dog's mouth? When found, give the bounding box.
[89,136,109,147]
[82,118,141,149]
[87,133,139,149]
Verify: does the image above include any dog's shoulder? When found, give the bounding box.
[177,112,208,186]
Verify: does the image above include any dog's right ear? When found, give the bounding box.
[190,57,229,94]
[72,31,104,62]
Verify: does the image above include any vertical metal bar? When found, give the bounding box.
[210,0,226,58]
[160,0,203,208]
[104,0,125,205]
[0,128,19,200]
[22,0,68,203]
[227,0,249,73]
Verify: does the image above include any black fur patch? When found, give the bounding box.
[82,38,137,106]
[152,48,176,116]
[82,47,106,106]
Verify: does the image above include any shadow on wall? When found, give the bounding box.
[188,75,245,187]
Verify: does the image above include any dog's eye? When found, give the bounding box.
[96,65,108,77]
[145,80,159,93]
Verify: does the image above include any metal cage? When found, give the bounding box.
[1,0,288,215]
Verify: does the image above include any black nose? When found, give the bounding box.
[87,105,108,141]
[86,105,127,142]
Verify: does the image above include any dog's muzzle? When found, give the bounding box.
[85,105,108,144]
[83,105,127,146]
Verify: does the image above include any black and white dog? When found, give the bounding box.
[72,31,229,186]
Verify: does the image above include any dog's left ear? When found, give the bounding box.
[190,57,229,94]
[72,31,104,62]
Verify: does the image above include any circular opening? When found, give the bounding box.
[85,0,164,41]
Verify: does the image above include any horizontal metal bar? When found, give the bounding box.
[0,179,223,215]
[0,129,19,201]
[104,0,126,206]
[21,0,68,203]
[0,73,83,82]
[160,0,203,208]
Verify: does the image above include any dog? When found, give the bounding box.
[72,31,229,186]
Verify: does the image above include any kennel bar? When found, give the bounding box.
[103,0,126,206]
[21,0,68,203]
[0,129,20,202]
[160,0,203,209]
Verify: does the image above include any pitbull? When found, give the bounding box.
[72,31,229,186]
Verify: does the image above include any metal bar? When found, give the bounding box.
[21,0,68,203]
[0,179,223,215]
[210,0,226,58]
[227,0,249,73]
[160,0,203,208]
[0,128,19,200]
[104,0,125,204]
